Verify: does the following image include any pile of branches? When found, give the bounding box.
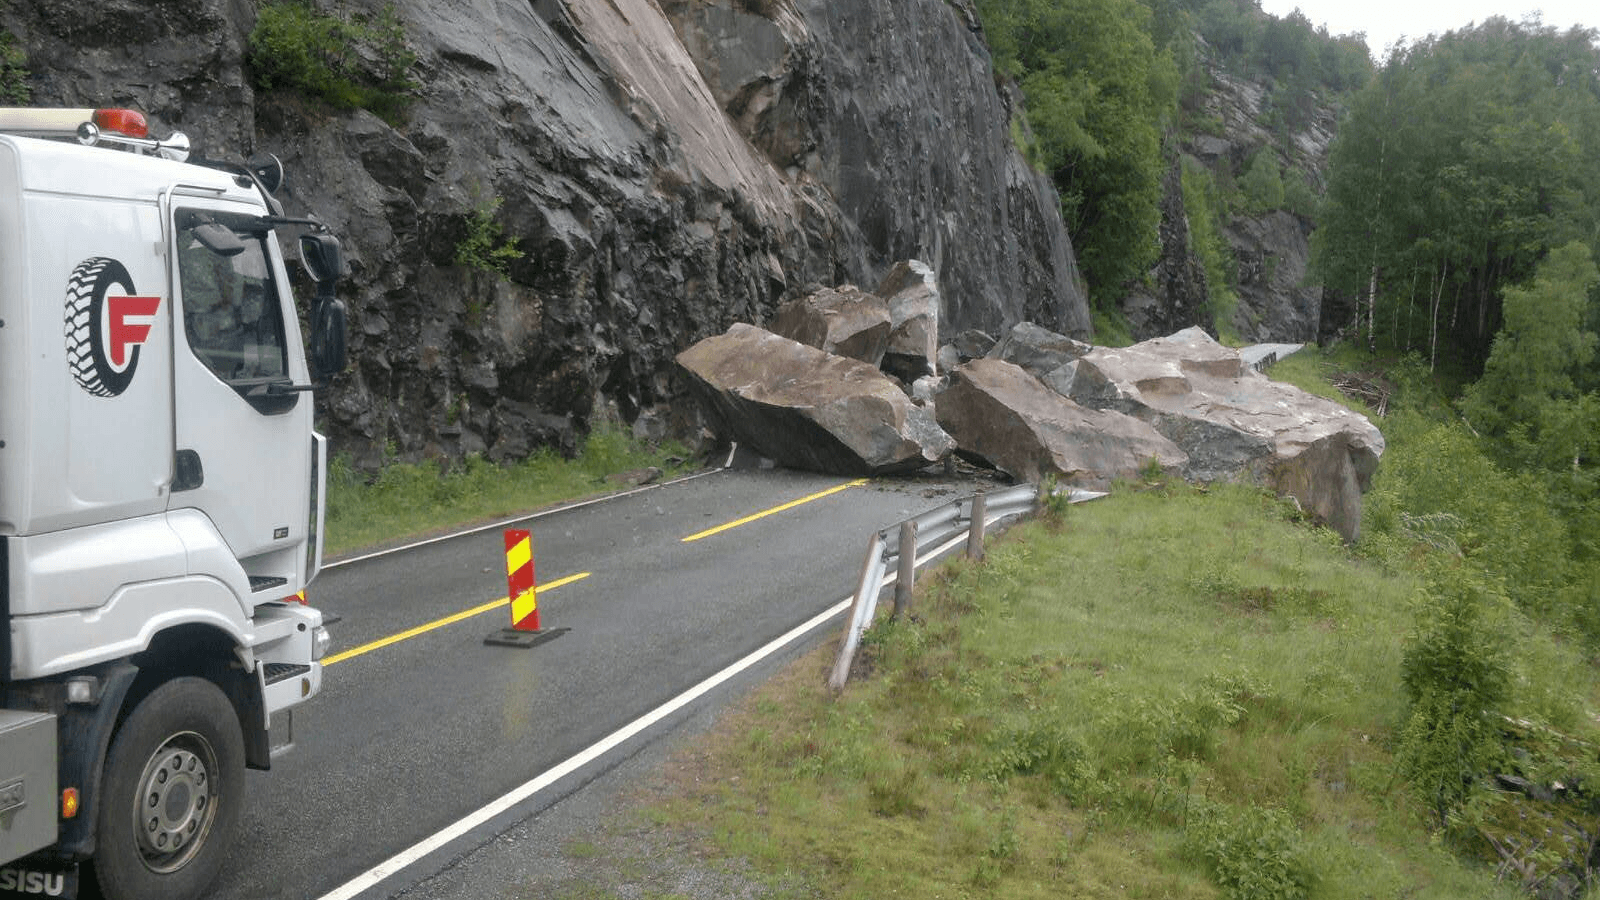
[1331,372,1392,416]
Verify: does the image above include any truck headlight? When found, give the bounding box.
[312,625,331,661]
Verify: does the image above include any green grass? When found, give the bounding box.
[649,482,1548,899]
[1262,345,1381,413]
[323,426,696,557]
[1091,308,1135,347]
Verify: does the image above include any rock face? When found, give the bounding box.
[1226,211,1319,342]
[1064,327,1384,540]
[1134,39,1340,344]
[0,0,1090,467]
[767,286,891,365]
[676,324,954,474]
[1121,160,1213,341]
[672,0,1093,337]
[937,359,1187,487]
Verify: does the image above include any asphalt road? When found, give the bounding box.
[198,465,980,900]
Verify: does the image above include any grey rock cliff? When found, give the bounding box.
[1134,39,1338,343]
[1121,159,1212,341]
[2,0,1089,468]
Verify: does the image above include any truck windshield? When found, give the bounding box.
[175,209,291,404]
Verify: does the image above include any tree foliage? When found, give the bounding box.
[978,0,1180,304]
[248,1,417,124]
[1462,243,1600,459]
[0,25,27,104]
[977,0,1370,314]
[1314,19,1600,373]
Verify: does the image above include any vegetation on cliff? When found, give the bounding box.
[246,0,417,124]
[977,0,1179,299]
[977,0,1369,319]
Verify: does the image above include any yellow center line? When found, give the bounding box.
[681,478,868,543]
[322,572,591,667]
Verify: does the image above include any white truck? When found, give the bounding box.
[0,108,346,900]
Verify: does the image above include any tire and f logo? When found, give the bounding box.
[64,257,162,397]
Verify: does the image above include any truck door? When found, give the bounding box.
[166,197,313,575]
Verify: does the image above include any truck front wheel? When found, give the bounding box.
[91,678,244,900]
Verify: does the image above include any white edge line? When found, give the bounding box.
[315,593,852,900]
[315,529,970,900]
[324,468,724,570]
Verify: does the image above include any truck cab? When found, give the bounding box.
[0,108,345,900]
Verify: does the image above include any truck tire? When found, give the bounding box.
[63,256,140,398]
[91,678,244,900]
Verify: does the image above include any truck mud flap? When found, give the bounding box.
[0,861,78,898]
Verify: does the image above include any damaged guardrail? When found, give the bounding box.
[828,482,1106,689]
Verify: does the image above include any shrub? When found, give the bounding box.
[1239,149,1285,213]
[1364,412,1573,624]
[0,27,28,104]
[455,196,524,277]
[1282,169,1319,219]
[1395,567,1513,824]
[1180,156,1241,341]
[1182,800,1314,900]
[248,1,416,123]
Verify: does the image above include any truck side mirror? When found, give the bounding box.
[300,232,348,381]
[310,294,347,381]
[299,232,344,285]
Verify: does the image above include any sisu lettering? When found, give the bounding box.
[0,867,67,896]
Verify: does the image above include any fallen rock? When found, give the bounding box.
[767,285,891,365]
[676,323,954,475]
[606,466,663,487]
[949,329,998,361]
[1063,327,1384,540]
[988,321,1093,395]
[938,328,998,377]
[877,260,940,382]
[936,358,1187,487]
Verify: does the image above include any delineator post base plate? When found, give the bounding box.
[484,627,570,649]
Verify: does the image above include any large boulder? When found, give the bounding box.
[767,285,891,365]
[877,260,941,382]
[677,324,954,475]
[987,321,1093,395]
[937,329,996,376]
[1063,327,1384,540]
[937,359,1187,487]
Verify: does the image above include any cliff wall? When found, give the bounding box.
[1,0,1089,466]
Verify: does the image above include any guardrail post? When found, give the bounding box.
[893,520,917,619]
[966,492,987,561]
[829,531,886,690]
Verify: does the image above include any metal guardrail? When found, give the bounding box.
[828,482,1106,689]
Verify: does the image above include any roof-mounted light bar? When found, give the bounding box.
[0,107,190,161]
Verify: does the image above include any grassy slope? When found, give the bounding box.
[644,484,1519,900]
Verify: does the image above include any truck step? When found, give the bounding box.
[249,575,289,592]
[262,662,310,685]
